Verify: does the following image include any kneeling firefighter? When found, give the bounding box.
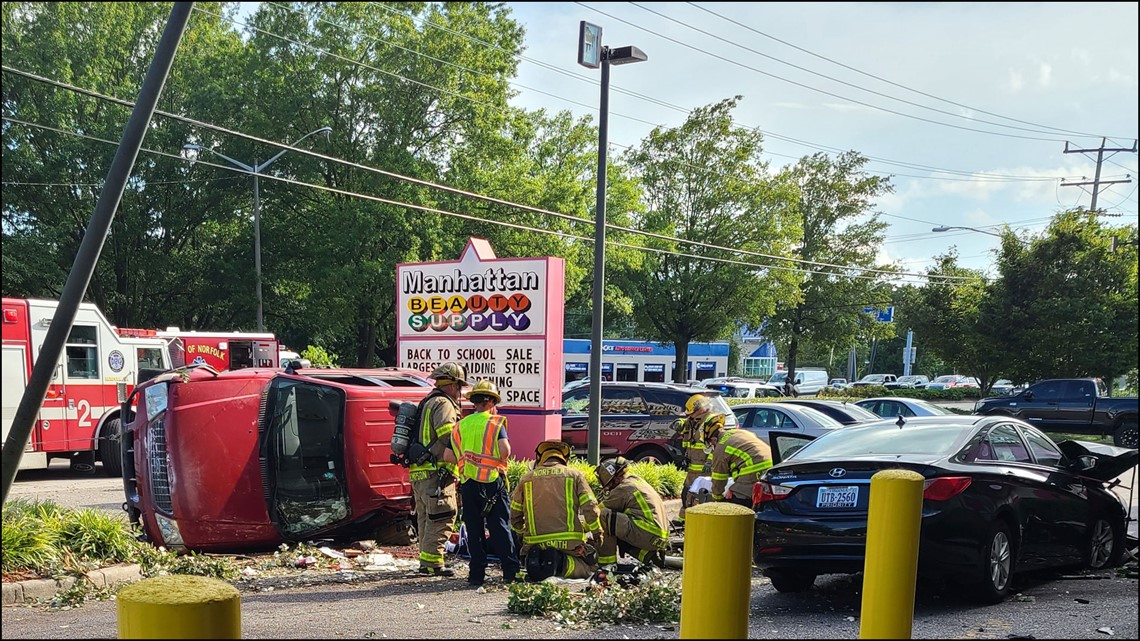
[509,441,603,581]
[594,457,670,568]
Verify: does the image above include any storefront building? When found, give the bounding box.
[561,339,730,384]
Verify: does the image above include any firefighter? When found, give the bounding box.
[509,440,603,581]
[442,379,520,587]
[673,394,726,527]
[705,420,773,508]
[411,362,468,577]
[594,457,670,569]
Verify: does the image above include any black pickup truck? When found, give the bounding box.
[974,378,1138,448]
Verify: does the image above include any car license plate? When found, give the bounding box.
[816,486,858,508]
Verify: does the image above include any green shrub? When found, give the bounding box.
[508,575,681,625]
[1,502,61,574]
[507,580,573,615]
[55,508,137,565]
[506,457,684,499]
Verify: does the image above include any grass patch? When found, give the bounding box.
[2,498,237,590]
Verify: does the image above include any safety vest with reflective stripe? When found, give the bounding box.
[509,463,602,548]
[452,411,507,483]
[709,428,773,499]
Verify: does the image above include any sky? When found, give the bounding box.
[501,2,1139,274]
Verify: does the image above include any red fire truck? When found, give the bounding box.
[2,297,280,476]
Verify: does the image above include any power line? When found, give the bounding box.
[684,2,1122,141]
[2,65,975,281]
[354,2,1065,183]
[575,2,1068,143]
[2,113,974,285]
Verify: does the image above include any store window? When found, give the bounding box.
[565,362,588,384]
[643,363,665,383]
[743,356,777,378]
[616,363,638,382]
[695,361,716,381]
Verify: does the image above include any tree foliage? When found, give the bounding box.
[615,97,799,382]
[762,151,895,384]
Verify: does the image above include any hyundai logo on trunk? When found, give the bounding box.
[829,468,847,478]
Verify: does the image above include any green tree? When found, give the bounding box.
[762,151,896,386]
[902,250,1008,394]
[993,211,1138,384]
[615,97,800,382]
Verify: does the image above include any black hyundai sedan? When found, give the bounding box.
[753,415,1135,603]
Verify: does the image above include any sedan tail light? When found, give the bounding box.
[753,480,794,506]
[923,476,973,501]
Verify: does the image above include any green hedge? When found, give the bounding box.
[724,386,981,405]
[505,457,686,499]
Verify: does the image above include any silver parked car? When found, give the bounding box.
[731,402,846,444]
[884,375,930,390]
[856,397,956,418]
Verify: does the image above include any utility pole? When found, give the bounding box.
[1061,138,1137,213]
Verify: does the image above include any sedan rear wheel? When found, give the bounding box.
[765,568,816,593]
[974,522,1013,603]
[1086,516,1122,570]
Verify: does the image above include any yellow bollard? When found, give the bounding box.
[680,501,754,639]
[117,574,242,639]
[859,469,925,640]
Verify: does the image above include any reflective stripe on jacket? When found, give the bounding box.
[680,413,724,473]
[409,391,460,479]
[602,475,669,540]
[509,462,602,548]
[451,411,507,483]
[709,429,773,499]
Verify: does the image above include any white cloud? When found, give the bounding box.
[1070,48,1093,65]
[1038,62,1054,88]
[1008,69,1025,92]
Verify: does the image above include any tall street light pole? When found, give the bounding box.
[182,126,332,331]
[931,225,1003,238]
[578,21,646,465]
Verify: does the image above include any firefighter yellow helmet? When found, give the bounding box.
[465,379,501,403]
[429,362,469,388]
[535,440,571,466]
[685,393,712,415]
[595,457,630,489]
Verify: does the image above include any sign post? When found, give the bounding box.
[396,238,565,458]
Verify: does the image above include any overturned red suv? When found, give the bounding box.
[121,364,433,552]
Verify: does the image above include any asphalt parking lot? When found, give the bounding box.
[2,460,1137,639]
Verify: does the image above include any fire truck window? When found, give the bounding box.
[65,326,99,379]
[137,348,165,370]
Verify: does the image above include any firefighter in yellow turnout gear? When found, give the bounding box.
[594,457,670,568]
[410,363,467,577]
[510,441,603,581]
[674,394,726,526]
[706,421,773,508]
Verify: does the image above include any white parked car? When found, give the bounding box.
[855,397,956,418]
[711,380,785,400]
[731,402,847,444]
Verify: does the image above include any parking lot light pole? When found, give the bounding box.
[181,126,332,331]
[578,21,646,465]
[931,225,1003,238]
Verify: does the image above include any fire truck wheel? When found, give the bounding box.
[99,418,123,478]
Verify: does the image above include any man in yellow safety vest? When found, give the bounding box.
[594,457,670,569]
[443,379,520,587]
[509,440,603,581]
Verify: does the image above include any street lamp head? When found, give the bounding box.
[180,143,201,162]
[931,225,951,233]
[607,45,647,65]
[315,126,332,139]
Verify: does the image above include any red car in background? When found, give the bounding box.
[926,374,980,390]
[122,365,432,552]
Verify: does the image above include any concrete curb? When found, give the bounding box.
[2,564,143,605]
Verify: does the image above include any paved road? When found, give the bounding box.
[4,459,1139,639]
